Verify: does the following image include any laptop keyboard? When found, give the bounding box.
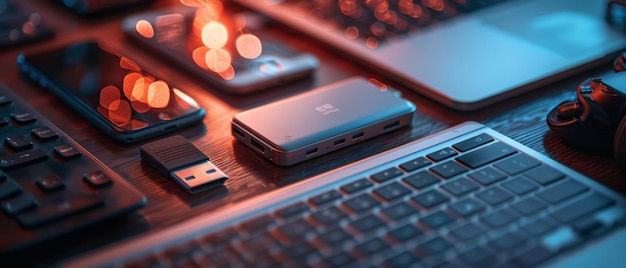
[275,0,509,43]
[91,123,626,268]
[0,83,146,253]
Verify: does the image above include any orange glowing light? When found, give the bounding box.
[205,48,231,72]
[132,76,154,103]
[100,85,121,110]
[119,57,142,72]
[173,88,200,108]
[147,80,171,108]
[132,101,151,113]
[123,72,143,101]
[108,100,132,125]
[135,19,155,38]
[236,34,262,59]
[366,37,379,49]
[192,46,211,69]
[201,22,228,49]
[345,26,360,39]
[217,65,235,80]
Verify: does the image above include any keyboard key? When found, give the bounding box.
[310,206,348,226]
[456,142,516,169]
[240,214,275,235]
[32,126,58,142]
[340,178,373,194]
[343,193,381,213]
[11,111,36,124]
[521,218,558,237]
[282,241,317,259]
[490,231,526,250]
[412,189,450,209]
[0,179,21,199]
[482,208,518,228]
[418,237,452,255]
[402,170,440,189]
[421,211,454,229]
[389,224,423,241]
[309,189,342,206]
[511,196,548,216]
[324,252,355,267]
[373,181,411,201]
[318,227,352,246]
[356,238,389,256]
[457,245,494,266]
[5,135,33,151]
[277,219,315,243]
[452,133,494,152]
[383,251,420,267]
[551,192,614,223]
[36,175,65,192]
[0,148,48,170]
[524,165,565,185]
[371,167,404,183]
[441,177,480,197]
[511,244,556,267]
[399,156,432,172]
[475,186,513,206]
[537,179,588,205]
[276,201,309,219]
[467,167,507,185]
[451,222,487,241]
[382,201,419,221]
[53,144,82,159]
[449,198,486,217]
[493,154,541,175]
[351,214,385,233]
[1,193,37,216]
[83,171,112,187]
[427,147,458,162]
[501,176,538,196]
[17,195,104,228]
[430,160,469,179]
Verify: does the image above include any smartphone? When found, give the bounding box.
[121,5,319,94]
[17,41,206,143]
[231,77,417,166]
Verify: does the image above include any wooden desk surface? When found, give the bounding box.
[1,0,625,266]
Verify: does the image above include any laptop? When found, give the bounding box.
[63,122,626,267]
[229,0,626,111]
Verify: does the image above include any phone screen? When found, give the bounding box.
[19,41,204,134]
[122,5,319,94]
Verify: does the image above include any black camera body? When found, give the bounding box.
[547,60,626,172]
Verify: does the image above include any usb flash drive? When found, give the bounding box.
[140,135,228,194]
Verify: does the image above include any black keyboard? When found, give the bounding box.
[0,83,146,254]
[63,122,626,267]
[277,0,508,42]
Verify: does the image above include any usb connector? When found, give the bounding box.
[140,135,228,194]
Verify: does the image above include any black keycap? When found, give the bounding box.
[451,222,487,241]
[373,181,411,201]
[384,251,420,266]
[427,147,458,162]
[0,149,48,170]
[54,144,82,159]
[277,219,315,243]
[340,178,373,194]
[83,171,112,187]
[482,208,518,228]
[351,214,385,233]
[371,167,404,183]
[240,214,275,235]
[36,175,65,192]
[524,165,565,186]
[493,154,541,175]
[356,238,389,256]
[441,177,480,197]
[573,217,604,237]
[11,111,36,124]
[282,241,317,259]
[418,237,452,255]
[490,231,526,250]
[1,193,37,216]
[452,133,494,152]
[5,135,33,151]
[537,179,588,205]
[412,189,450,209]
[343,193,381,213]
[389,224,422,241]
[318,227,352,246]
[430,160,469,179]
[32,126,58,142]
[475,186,513,206]
[457,245,494,266]
[501,176,538,196]
[399,156,432,172]
[309,189,342,206]
[200,227,238,248]
[0,179,21,199]
[521,218,558,237]
[449,198,486,217]
[325,252,355,267]
[310,206,348,226]
[402,170,440,189]
[551,192,614,223]
[511,196,548,216]
[421,211,454,229]
[468,167,507,185]
[382,201,419,221]
[456,142,516,169]
[276,201,310,219]
[17,195,103,228]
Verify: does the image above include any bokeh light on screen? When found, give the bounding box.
[135,19,155,38]
[201,22,228,48]
[236,33,262,59]
[147,80,171,109]
[100,85,121,110]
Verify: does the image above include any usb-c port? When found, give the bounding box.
[305,147,318,156]
[250,138,265,153]
[352,132,364,140]
[383,120,400,130]
[334,138,346,146]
